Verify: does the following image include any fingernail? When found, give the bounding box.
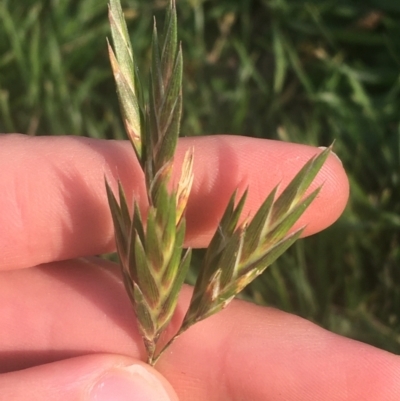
[90,364,171,401]
[318,146,343,165]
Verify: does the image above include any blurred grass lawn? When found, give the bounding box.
[0,0,399,352]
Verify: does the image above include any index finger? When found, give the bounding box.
[0,134,348,270]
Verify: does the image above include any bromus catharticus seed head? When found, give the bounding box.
[105,0,331,366]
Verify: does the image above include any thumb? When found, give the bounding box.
[0,354,178,401]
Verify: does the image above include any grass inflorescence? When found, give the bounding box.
[1,0,399,353]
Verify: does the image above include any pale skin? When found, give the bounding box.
[0,133,399,400]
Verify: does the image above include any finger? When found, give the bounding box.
[1,258,398,401]
[0,134,348,269]
[162,299,400,401]
[0,354,178,401]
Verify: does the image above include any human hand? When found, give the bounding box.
[1,133,398,400]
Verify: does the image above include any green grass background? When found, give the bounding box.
[1,0,399,352]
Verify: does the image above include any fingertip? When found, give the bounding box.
[176,136,350,244]
[300,147,350,236]
[89,362,179,401]
[0,355,179,401]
